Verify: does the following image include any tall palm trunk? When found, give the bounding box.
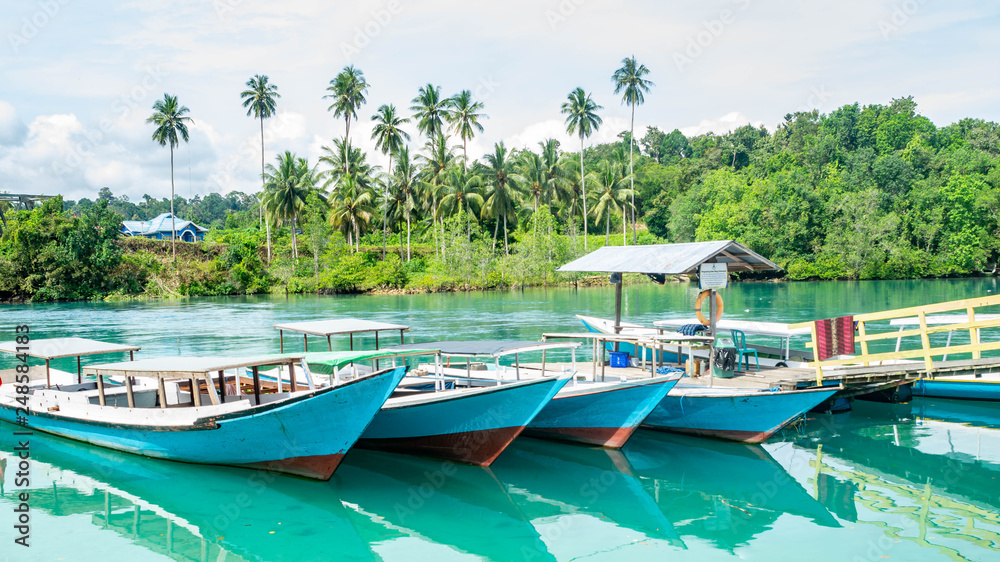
[265,216,272,263]
[629,103,636,245]
[406,214,411,261]
[382,154,391,260]
[291,213,298,258]
[606,210,610,245]
[503,214,509,255]
[623,204,627,246]
[259,117,265,228]
[580,137,588,251]
[170,145,176,263]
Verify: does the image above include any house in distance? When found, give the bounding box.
[121,213,208,242]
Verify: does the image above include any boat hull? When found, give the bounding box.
[357,376,568,466]
[913,377,1000,400]
[524,377,679,448]
[643,386,838,443]
[0,367,406,480]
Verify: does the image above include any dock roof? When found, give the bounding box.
[0,337,141,360]
[557,240,779,274]
[273,318,410,336]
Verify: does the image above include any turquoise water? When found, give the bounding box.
[2,279,1000,560]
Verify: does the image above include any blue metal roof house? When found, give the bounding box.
[121,213,208,242]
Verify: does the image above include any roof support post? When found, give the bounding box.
[157,376,167,408]
[217,370,226,403]
[126,376,136,408]
[45,358,51,389]
[709,288,717,387]
[77,356,82,385]
[289,361,297,392]
[613,274,623,352]
[97,375,106,406]
[252,366,261,405]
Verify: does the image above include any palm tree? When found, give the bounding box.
[240,75,280,231]
[146,93,192,262]
[446,90,486,166]
[561,87,603,251]
[416,133,457,257]
[613,56,653,244]
[588,160,634,245]
[262,152,314,258]
[371,104,411,259]
[392,147,419,260]
[328,174,375,252]
[319,138,379,192]
[539,138,566,208]
[511,150,547,214]
[438,167,484,241]
[410,84,452,138]
[479,142,521,254]
[324,65,369,173]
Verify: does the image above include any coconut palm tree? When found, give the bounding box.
[539,138,566,208]
[146,93,192,262]
[371,104,411,259]
[410,84,452,138]
[328,174,375,252]
[588,160,634,245]
[511,150,547,214]
[613,56,653,244]
[240,74,280,227]
[446,89,486,166]
[263,151,314,258]
[438,167,484,241]
[391,147,419,261]
[417,133,457,257]
[324,66,369,173]
[561,87,603,251]
[319,138,379,192]
[479,142,521,254]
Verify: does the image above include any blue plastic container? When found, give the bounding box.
[609,351,630,368]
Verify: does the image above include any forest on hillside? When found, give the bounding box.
[3,91,999,302]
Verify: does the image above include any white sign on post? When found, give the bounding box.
[699,263,728,290]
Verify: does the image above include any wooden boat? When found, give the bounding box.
[301,348,571,465]
[391,340,682,449]
[643,383,839,443]
[0,354,405,480]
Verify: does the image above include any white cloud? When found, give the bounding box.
[679,111,766,137]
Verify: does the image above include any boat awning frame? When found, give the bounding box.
[556,240,780,275]
[385,340,581,358]
[0,337,141,360]
[82,354,306,380]
[273,319,410,337]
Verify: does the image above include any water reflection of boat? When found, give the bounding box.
[335,449,555,562]
[623,430,838,550]
[491,438,684,549]
[2,428,377,561]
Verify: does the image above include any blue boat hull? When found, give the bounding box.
[0,367,406,480]
[357,376,568,466]
[643,386,838,443]
[913,378,1000,400]
[524,377,680,448]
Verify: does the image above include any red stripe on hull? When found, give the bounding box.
[356,426,526,466]
[523,425,638,448]
[241,452,346,480]
[642,425,775,444]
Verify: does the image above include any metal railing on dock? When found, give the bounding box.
[788,295,1000,385]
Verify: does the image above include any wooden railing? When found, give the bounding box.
[788,295,1000,385]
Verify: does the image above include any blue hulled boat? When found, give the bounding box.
[0,353,404,480]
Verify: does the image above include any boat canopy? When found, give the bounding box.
[653,319,810,338]
[386,340,580,358]
[0,337,140,360]
[557,240,779,274]
[274,318,409,336]
[82,354,305,379]
[304,349,439,370]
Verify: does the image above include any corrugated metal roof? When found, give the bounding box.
[556,240,779,274]
[0,337,141,359]
[274,318,410,336]
[122,213,208,235]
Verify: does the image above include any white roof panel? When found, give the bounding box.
[557,240,779,274]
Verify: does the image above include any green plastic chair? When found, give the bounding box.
[730,329,759,371]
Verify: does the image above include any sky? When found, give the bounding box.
[1,0,998,203]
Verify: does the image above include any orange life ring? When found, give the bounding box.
[694,290,724,325]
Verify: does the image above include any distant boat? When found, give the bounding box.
[387,340,682,449]
[0,354,405,480]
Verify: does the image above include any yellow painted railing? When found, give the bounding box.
[788,295,1000,385]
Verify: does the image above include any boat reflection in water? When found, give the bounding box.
[623,430,838,551]
[779,399,1000,561]
[491,437,685,557]
[0,426,378,561]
